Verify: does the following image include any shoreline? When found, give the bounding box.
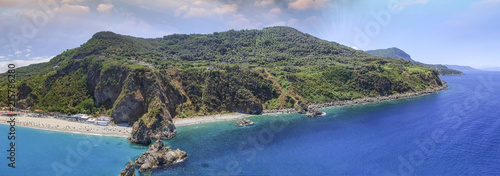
[173,113,251,127]
[0,85,448,137]
[0,115,131,138]
[263,84,448,114]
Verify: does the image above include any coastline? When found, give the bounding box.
[173,113,251,127]
[263,84,448,114]
[0,84,447,137]
[0,115,131,138]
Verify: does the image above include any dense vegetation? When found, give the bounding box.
[1,26,444,118]
[366,47,413,61]
[365,47,463,76]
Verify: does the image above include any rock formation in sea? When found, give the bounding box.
[134,140,187,172]
[305,108,325,118]
[236,118,254,126]
[119,162,136,176]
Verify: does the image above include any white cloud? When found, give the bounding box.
[175,4,238,18]
[25,54,30,57]
[97,4,114,13]
[394,0,429,10]
[14,51,22,55]
[226,14,261,29]
[269,8,281,16]
[0,56,5,59]
[288,0,334,11]
[0,56,53,73]
[174,6,188,16]
[255,0,275,7]
[60,4,90,16]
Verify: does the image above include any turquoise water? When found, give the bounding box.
[1,72,500,175]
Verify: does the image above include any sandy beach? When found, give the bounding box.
[173,113,251,127]
[0,115,131,137]
[0,113,252,137]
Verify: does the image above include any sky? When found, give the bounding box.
[1,0,499,72]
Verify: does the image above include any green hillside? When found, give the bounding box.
[0,26,445,144]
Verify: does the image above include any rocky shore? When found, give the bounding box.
[263,85,448,115]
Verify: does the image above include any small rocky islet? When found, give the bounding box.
[236,118,254,126]
[119,140,187,175]
[305,108,326,118]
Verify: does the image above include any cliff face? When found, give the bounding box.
[91,66,187,144]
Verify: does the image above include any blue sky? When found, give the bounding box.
[1,0,499,72]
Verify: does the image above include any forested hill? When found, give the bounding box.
[365,47,463,76]
[365,47,414,61]
[67,26,363,66]
[0,26,446,144]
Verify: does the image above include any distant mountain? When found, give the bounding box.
[445,65,482,73]
[365,47,463,76]
[481,67,500,72]
[365,47,413,61]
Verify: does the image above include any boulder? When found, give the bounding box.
[236,118,254,127]
[135,140,187,172]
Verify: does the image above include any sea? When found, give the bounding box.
[1,72,499,176]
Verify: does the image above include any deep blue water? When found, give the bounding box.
[1,72,500,176]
